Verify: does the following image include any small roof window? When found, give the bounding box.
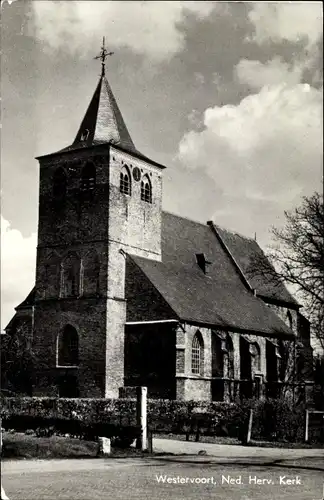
[196,253,212,275]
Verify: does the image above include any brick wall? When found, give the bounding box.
[32,143,165,398]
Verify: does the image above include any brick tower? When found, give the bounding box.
[32,40,165,397]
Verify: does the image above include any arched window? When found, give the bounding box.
[57,325,79,367]
[120,166,131,195]
[53,167,67,200]
[140,175,152,203]
[60,253,81,298]
[191,331,204,375]
[80,162,96,191]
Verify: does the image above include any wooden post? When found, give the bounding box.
[136,386,148,451]
[246,409,253,444]
[147,430,153,453]
[305,410,309,443]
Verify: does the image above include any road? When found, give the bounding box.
[1,439,324,500]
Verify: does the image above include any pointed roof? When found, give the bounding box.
[55,73,136,155]
[37,73,165,168]
[72,74,136,152]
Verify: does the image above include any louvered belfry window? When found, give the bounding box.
[120,166,131,195]
[141,175,152,203]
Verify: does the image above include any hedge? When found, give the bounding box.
[0,397,308,442]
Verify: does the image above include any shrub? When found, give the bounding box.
[0,396,308,444]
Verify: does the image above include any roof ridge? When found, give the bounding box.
[214,223,256,243]
[162,210,208,228]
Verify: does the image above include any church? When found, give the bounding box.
[4,42,313,402]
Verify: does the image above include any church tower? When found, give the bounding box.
[32,39,165,397]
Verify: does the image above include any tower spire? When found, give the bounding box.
[94,36,114,77]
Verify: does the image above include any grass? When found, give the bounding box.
[2,431,324,460]
[2,432,99,459]
[2,432,157,460]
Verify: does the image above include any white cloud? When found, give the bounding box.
[1,216,36,329]
[30,0,217,62]
[235,57,303,90]
[178,83,323,242]
[247,2,323,47]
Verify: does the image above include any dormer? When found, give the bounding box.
[196,253,212,275]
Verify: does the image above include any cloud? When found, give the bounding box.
[246,3,323,89]
[235,57,303,90]
[1,216,36,329]
[247,2,323,47]
[30,0,217,62]
[178,83,323,243]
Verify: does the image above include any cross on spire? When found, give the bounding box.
[94,36,114,76]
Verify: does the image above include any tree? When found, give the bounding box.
[1,322,36,396]
[248,192,324,349]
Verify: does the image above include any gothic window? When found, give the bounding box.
[60,253,81,298]
[191,331,204,375]
[80,162,96,191]
[57,325,79,367]
[120,166,131,195]
[140,175,152,203]
[287,310,293,330]
[53,167,67,201]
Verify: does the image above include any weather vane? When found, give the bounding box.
[94,37,114,76]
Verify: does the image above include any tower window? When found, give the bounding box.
[57,325,79,367]
[141,175,152,203]
[80,162,96,191]
[191,331,204,375]
[53,167,67,200]
[120,166,131,195]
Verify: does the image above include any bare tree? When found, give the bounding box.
[248,192,324,349]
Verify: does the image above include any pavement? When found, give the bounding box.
[153,437,324,462]
[2,439,324,500]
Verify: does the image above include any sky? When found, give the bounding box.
[1,0,323,329]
